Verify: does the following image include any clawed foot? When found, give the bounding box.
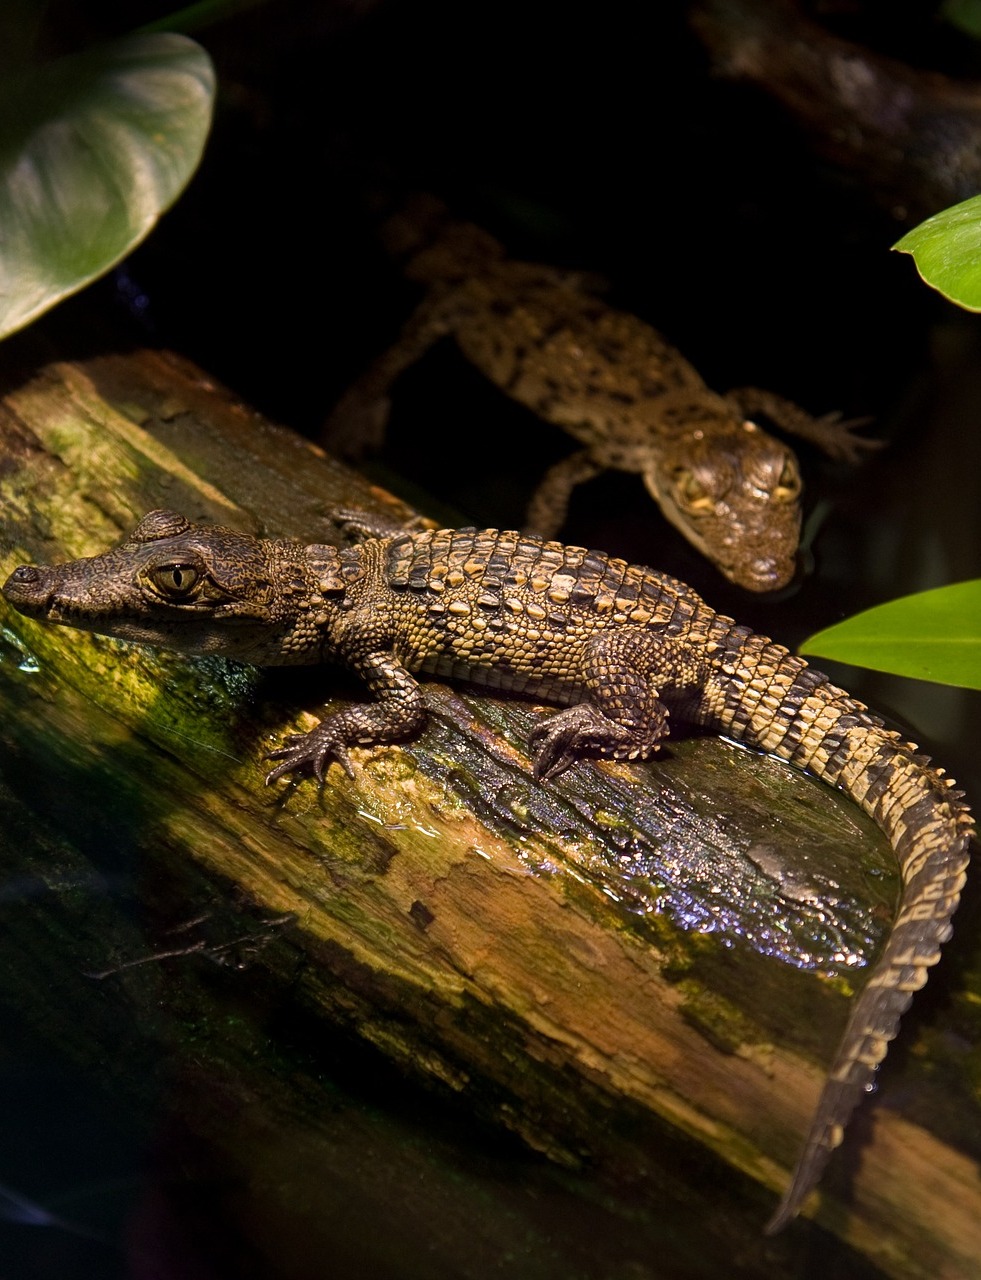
[528,704,663,781]
[528,708,589,781]
[725,388,880,464]
[331,508,434,543]
[265,726,356,785]
[808,411,881,464]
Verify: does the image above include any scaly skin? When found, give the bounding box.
[324,196,875,592]
[3,509,972,1231]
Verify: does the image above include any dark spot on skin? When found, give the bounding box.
[530,327,557,351]
[640,379,667,397]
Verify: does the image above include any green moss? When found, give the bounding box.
[675,978,766,1055]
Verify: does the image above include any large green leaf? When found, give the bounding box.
[892,194,981,311]
[799,580,981,690]
[0,33,215,340]
[942,0,981,40]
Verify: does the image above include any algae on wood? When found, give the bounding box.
[0,341,979,1278]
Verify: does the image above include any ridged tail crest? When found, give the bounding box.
[704,624,973,1230]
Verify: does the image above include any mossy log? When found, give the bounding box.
[0,342,979,1278]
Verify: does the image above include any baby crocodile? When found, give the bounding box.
[3,510,971,1231]
[324,197,874,592]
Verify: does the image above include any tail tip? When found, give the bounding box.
[763,1198,797,1236]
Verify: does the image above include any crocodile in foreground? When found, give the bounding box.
[2,510,972,1231]
[325,196,875,591]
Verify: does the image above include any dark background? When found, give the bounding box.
[5,3,981,1277]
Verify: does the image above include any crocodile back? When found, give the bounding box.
[380,526,712,701]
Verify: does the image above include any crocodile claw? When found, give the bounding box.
[808,411,880,464]
[265,729,355,785]
[529,702,667,781]
[528,705,602,781]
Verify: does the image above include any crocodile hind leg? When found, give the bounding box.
[529,626,701,779]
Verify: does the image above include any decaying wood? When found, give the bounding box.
[0,341,978,1277]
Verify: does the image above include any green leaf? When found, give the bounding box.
[892,194,981,311]
[799,580,981,690]
[0,33,215,341]
[942,0,981,40]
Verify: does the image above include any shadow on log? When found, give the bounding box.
[0,340,978,1278]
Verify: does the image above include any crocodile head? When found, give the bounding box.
[642,413,802,592]
[2,510,347,665]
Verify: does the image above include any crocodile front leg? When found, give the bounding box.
[323,297,458,458]
[523,448,603,539]
[265,651,427,783]
[725,387,877,463]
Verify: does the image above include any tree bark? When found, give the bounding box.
[0,340,978,1278]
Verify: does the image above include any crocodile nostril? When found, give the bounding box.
[3,564,53,613]
[10,566,41,584]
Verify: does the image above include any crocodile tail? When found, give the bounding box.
[765,740,971,1232]
[705,629,974,1230]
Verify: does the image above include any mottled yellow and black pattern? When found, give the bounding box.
[3,510,972,1232]
[325,196,875,592]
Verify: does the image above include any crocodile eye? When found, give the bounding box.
[773,460,801,502]
[674,470,715,514]
[149,563,200,597]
